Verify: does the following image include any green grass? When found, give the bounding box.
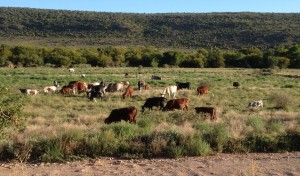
[0,67,299,162]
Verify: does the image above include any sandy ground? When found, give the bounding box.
[0,152,299,176]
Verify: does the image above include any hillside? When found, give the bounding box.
[0,7,300,49]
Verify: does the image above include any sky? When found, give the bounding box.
[0,0,299,13]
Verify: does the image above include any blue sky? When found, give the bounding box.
[0,0,299,13]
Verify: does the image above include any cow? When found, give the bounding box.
[152,75,161,80]
[122,85,134,99]
[162,98,189,111]
[104,106,137,124]
[124,73,129,77]
[53,80,60,87]
[176,82,191,90]
[106,82,124,92]
[141,97,167,112]
[81,74,86,78]
[68,81,88,94]
[145,84,150,90]
[19,89,39,96]
[161,85,177,98]
[248,100,264,108]
[43,86,57,94]
[233,82,240,88]
[87,81,106,96]
[60,85,75,95]
[138,80,146,91]
[69,68,75,73]
[88,82,107,101]
[197,86,209,95]
[195,107,217,121]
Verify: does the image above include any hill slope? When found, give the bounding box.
[0,7,299,49]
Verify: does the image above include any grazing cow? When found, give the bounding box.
[81,74,86,78]
[141,97,167,112]
[233,82,240,88]
[248,100,264,108]
[106,82,124,92]
[124,73,129,77]
[197,86,209,95]
[122,85,134,99]
[69,68,75,73]
[152,75,161,80]
[27,89,38,95]
[88,84,107,101]
[104,106,137,124]
[138,80,146,91]
[43,86,57,94]
[176,82,191,90]
[87,81,106,96]
[145,84,150,90]
[161,85,177,98]
[195,107,217,121]
[60,85,75,95]
[68,81,88,94]
[162,98,189,111]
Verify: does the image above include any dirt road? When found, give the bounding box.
[1,152,299,176]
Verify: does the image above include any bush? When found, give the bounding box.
[246,116,266,134]
[203,124,229,152]
[184,135,211,156]
[270,93,290,109]
[0,87,27,137]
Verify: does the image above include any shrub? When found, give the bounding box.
[184,135,211,156]
[203,124,229,152]
[246,116,266,134]
[270,93,290,109]
[0,87,28,137]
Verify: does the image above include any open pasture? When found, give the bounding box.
[0,67,299,161]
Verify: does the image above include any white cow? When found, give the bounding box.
[248,100,264,108]
[69,68,75,73]
[26,89,39,96]
[44,86,57,94]
[161,85,177,98]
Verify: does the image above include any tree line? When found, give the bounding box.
[1,44,299,68]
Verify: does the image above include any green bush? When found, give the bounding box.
[184,135,211,156]
[0,87,27,137]
[203,124,229,152]
[270,93,291,109]
[246,116,266,134]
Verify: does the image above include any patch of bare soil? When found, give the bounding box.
[0,152,299,176]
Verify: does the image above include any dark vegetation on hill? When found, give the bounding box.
[0,7,300,49]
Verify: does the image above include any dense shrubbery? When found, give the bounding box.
[1,44,299,68]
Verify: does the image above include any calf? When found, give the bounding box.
[104,106,137,124]
[145,84,150,90]
[68,81,88,94]
[60,85,75,95]
[152,75,161,80]
[20,89,38,96]
[141,97,167,112]
[161,85,177,98]
[122,85,134,99]
[195,107,217,121]
[162,98,189,111]
[248,100,263,108]
[233,82,240,88]
[138,80,146,91]
[176,82,191,90]
[197,86,208,95]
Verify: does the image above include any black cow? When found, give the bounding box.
[141,97,167,112]
[176,82,191,90]
[233,82,240,88]
[104,106,137,124]
[151,75,161,80]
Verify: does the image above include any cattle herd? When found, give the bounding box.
[19,74,263,124]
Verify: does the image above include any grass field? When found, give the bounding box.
[0,67,299,162]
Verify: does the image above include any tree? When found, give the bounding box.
[206,49,225,68]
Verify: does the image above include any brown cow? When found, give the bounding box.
[195,107,217,120]
[122,85,134,99]
[145,84,150,90]
[104,106,137,124]
[60,85,75,95]
[197,86,208,95]
[69,81,88,94]
[162,98,189,111]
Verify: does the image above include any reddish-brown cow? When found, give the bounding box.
[145,84,150,90]
[195,107,217,120]
[104,106,137,124]
[60,85,75,95]
[122,85,134,99]
[162,98,189,111]
[69,81,88,94]
[197,86,209,95]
